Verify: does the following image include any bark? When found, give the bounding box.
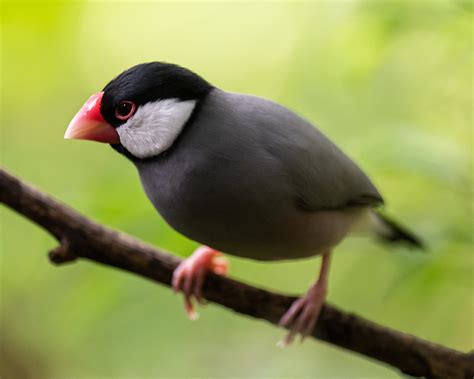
[1,167,472,378]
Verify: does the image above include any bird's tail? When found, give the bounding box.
[368,210,425,250]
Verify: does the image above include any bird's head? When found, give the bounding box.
[65,62,213,159]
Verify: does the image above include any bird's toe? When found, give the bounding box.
[172,246,228,320]
[278,283,326,346]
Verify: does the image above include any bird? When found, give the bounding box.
[65,62,423,346]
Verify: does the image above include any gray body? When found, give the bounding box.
[135,89,383,261]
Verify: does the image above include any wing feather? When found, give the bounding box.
[251,96,384,211]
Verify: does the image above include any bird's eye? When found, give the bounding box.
[115,101,136,121]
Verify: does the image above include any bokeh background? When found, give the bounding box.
[1,1,472,378]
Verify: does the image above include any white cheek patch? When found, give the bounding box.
[116,98,196,159]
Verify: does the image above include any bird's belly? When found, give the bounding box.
[215,208,364,261]
[138,160,365,261]
[152,188,363,261]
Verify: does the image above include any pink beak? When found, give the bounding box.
[64,92,120,144]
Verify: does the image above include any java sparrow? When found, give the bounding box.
[65,62,422,345]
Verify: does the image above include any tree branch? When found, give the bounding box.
[0,167,472,378]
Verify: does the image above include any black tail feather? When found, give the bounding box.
[374,212,425,250]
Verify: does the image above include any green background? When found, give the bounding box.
[1,1,472,378]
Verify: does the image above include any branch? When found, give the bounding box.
[0,167,472,379]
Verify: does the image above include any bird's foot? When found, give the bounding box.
[277,281,327,347]
[172,245,229,320]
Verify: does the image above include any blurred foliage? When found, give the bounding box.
[1,1,472,378]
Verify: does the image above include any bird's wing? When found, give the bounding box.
[243,94,384,211]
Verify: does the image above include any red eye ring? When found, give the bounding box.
[115,101,136,121]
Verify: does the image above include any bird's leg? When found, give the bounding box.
[278,251,331,346]
[172,245,229,320]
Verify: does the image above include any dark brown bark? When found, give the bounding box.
[1,167,472,378]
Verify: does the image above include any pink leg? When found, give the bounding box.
[172,246,229,320]
[278,252,331,347]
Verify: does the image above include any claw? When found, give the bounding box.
[184,296,198,320]
[278,252,331,346]
[278,289,324,346]
[172,246,229,320]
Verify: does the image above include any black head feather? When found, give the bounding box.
[100,62,213,127]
